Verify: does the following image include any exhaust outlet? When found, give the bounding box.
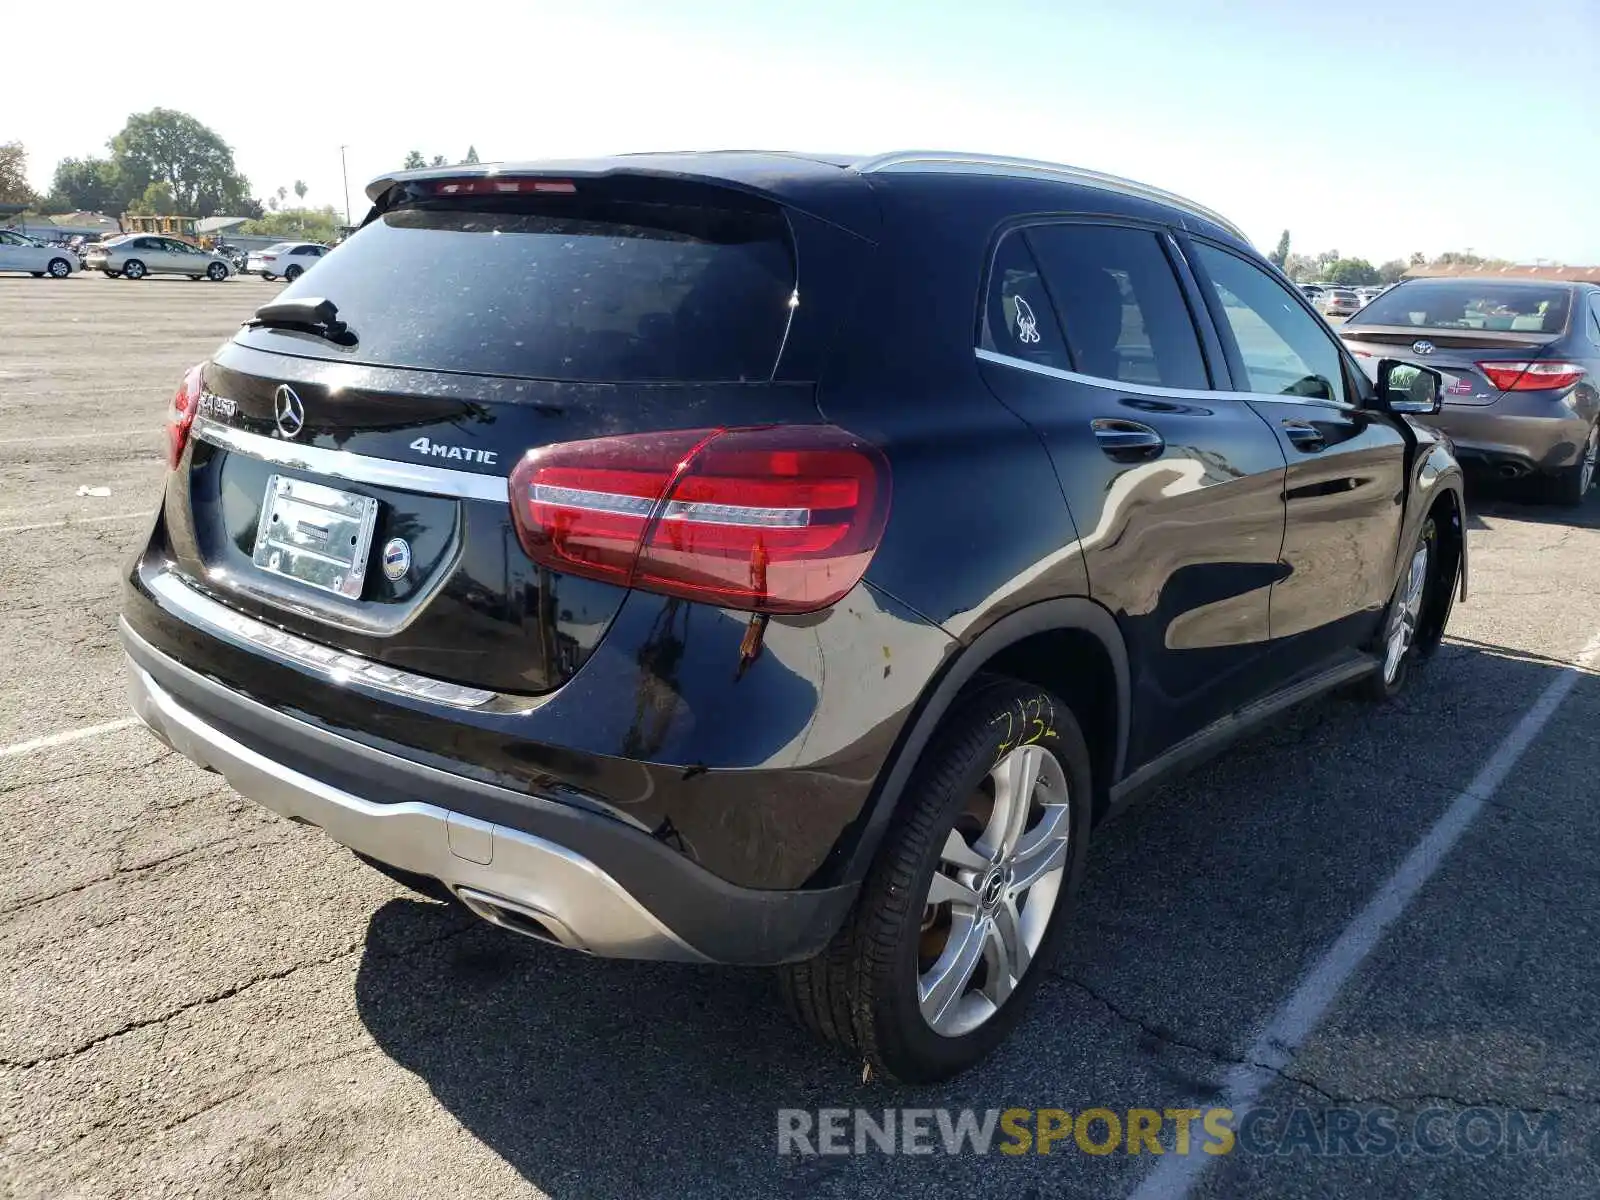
[456,887,588,952]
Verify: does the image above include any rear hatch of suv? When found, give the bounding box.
[1340,280,1576,406]
[149,165,873,700]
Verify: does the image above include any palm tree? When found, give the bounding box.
[293,180,307,203]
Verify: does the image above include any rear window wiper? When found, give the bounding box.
[246,297,357,346]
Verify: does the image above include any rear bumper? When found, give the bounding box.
[121,621,857,965]
[1426,401,1593,475]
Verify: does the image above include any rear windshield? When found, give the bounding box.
[1353,282,1571,333]
[239,194,796,382]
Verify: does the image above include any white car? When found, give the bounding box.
[0,230,77,277]
[246,241,328,281]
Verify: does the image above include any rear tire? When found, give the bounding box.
[779,679,1092,1083]
[122,259,146,280]
[1546,423,1597,507]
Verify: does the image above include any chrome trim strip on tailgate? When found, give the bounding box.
[191,417,510,503]
[145,566,500,709]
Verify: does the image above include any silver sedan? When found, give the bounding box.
[85,235,234,281]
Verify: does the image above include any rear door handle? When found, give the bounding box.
[1092,418,1164,462]
[1283,422,1327,453]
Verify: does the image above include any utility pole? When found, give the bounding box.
[339,145,352,227]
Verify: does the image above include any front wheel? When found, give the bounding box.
[1546,423,1597,507]
[1359,517,1437,702]
[207,262,228,281]
[47,257,72,278]
[284,265,303,282]
[780,679,1092,1083]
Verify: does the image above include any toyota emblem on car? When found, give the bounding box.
[1411,340,1436,355]
[273,384,305,439]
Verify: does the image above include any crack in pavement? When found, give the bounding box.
[1059,975,1598,1115]
[1,917,481,1071]
[0,832,271,918]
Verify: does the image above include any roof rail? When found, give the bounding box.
[852,151,1250,244]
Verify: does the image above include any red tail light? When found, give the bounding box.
[509,426,892,613]
[1476,360,1585,392]
[166,363,204,469]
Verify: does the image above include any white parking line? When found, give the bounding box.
[0,717,140,760]
[1130,626,1600,1200]
[0,429,160,446]
[0,511,148,535]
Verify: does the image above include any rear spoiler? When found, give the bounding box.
[1337,324,1561,350]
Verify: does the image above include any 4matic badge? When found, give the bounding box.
[408,436,497,466]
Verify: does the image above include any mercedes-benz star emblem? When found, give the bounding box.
[1411,340,1436,356]
[273,384,305,439]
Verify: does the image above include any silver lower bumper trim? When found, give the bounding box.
[125,657,706,962]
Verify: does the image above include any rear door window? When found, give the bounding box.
[1192,242,1349,403]
[981,231,1070,370]
[242,193,796,382]
[1024,224,1210,390]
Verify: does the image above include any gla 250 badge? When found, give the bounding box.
[409,436,497,466]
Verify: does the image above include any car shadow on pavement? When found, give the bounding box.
[1464,476,1600,531]
[352,639,1600,1199]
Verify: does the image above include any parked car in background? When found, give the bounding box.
[86,235,234,281]
[1300,283,1324,300]
[121,150,1466,1083]
[1341,278,1599,504]
[1319,288,1361,318]
[246,241,328,281]
[0,230,78,277]
[1355,286,1384,307]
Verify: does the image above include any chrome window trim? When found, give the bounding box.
[974,348,1358,413]
[192,417,510,503]
[143,565,506,709]
[854,151,1250,243]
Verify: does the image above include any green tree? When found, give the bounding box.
[0,141,35,205]
[1322,257,1380,286]
[464,145,480,164]
[266,195,279,212]
[47,157,124,213]
[110,109,251,215]
[1269,229,1290,269]
[294,179,308,202]
[128,180,177,215]
[1377,259,1408,285]
[1409,251,1427,268]
[430,154,446,167]
[402,150,427,169]
[1283,253,1317,283]
[237,205,342,243]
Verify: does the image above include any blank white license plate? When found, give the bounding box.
[251,475,379,599]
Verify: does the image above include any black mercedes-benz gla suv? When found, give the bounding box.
[121,151,1466,1082]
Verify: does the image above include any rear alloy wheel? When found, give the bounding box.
[47,257,71,278]
[284,265,303,282]
[1548,423,1597,507]
[1360,517,1436,701]
[207,261,228,281]
[122,259,146,280]
[780,680,1091,1083]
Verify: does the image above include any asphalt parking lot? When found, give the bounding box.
[3,272,1599,1200]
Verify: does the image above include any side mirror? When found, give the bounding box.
[1376,358,1444,415]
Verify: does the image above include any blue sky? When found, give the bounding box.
[9,0,1597,263]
